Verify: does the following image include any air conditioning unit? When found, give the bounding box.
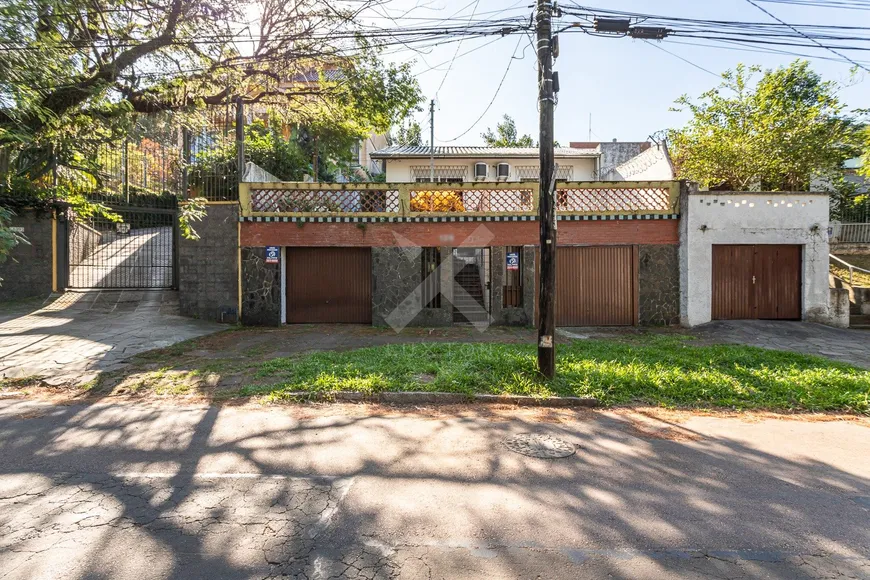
[496,163,510,181]
[474,162,488,180]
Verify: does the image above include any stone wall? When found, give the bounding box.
[178,203,239,322]
[240,247,281,326]
[490,246,535,326]
[372,247,451,328]
[0,210,54,301]
[638,244,680,326]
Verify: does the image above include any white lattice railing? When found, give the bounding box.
[239,181,681,217]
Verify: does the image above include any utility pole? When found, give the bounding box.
[429,99,435,182]
[536,0,556,378]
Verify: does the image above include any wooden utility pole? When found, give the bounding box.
[536,0,556,378]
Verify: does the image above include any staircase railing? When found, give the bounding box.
[830,254,870,286]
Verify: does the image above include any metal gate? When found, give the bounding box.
[712,244,802,320]
[65,202,178,289]
[452,248,490,323]
[535,246,638,326]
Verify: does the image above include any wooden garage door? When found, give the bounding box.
[537,246,638,326]
[286,248,372,323]
[712,245,801,320]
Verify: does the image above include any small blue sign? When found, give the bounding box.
[506,252,520,271]
[265,246,280,264]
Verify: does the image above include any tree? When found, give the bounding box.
[394,120,423,147]
[482,114,535,147]
[0,0,422,244]
[668,61,862,191]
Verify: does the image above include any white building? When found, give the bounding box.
[369,141,674,183]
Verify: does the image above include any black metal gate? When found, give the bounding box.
[65,198,179,289]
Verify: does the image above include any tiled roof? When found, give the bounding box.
[370,146,600,159]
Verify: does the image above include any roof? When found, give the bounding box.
[370,145,600,159]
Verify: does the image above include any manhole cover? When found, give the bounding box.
[503,433,576,459]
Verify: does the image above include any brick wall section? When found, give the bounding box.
[241,247,281,326]
[0,210,53,301]
[241,219,679,248]
[178,204,239,322]
[638,244,680,325]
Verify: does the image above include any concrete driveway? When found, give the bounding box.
[0,290,222,385]
[0,400,867,579]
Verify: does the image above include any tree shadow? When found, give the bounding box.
[0,397,868,579]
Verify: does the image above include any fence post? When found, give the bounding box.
[236,97,245,185]
[181,127,190,199]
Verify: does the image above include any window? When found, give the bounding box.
[503,246,523,308]
[422,248,441,308]
[414,177,463,184]
[350,141,361,167]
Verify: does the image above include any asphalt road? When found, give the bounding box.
[0,399,868,579]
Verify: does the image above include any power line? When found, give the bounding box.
[642,40,720,77]
[742,0,870,72]
[436,0,481,99]
[438,33,525,143]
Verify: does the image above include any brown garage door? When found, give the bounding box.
[538,246,638,326]
[286,248,372,323]
[712,245,801,320]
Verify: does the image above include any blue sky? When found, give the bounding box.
[367,0,870,145]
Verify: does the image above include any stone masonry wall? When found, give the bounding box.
[0,210,54,301]
[638,244,680,326]
[372,247,451,328]
[178,203,238,322]
[241,247,281,326]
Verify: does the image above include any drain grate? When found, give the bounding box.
[503,433,576,459]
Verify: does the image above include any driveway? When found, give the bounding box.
[0,290,222,385]
[0,399,867,579]
[692,320,870,369]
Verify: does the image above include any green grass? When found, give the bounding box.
[246,336,870,413]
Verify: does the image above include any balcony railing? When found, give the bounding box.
[239,181,681,218]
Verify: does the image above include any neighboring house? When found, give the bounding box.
[369,141,674,183]
[369,146,599,183]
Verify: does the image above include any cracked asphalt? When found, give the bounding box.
[0,399,868,579]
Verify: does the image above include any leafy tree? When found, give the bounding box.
[394,120,423,147]
[482,114,536,147]
[0,0,422,245]
[668,61,862,191]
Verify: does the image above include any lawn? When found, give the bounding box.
[247,336,870,413]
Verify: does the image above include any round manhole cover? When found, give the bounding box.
[503,433,576,459]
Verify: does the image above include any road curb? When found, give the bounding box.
[280,391,599,408]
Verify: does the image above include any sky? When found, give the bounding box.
[362,0,870,146]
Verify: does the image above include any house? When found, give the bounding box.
[369,141,675,183]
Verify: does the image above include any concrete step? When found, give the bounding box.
[850,314,870,329]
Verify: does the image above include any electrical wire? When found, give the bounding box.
[742,0,870,72]
[642,40,720,77]
[437,33,525,143]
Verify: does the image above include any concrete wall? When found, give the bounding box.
[680,192,830,327]
[382,157,597,183]
[603,145,675,181]
[178,203,239,322]
[0,210,54,301]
